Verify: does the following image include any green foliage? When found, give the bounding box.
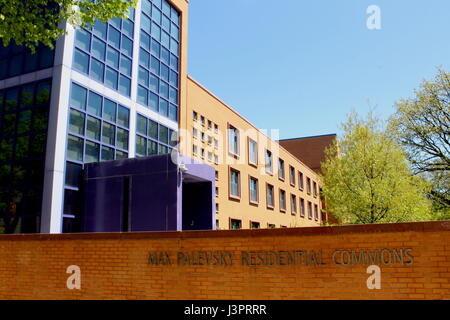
[0,0,137,52]
[321,112,432,225]
[389,68,450,216]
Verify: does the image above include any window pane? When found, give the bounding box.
[117,105,129,128]
[150,56,160,75]
[159,125,168,144]
[160,47,169,65]
[169,70,178,88]
[2,113,16,136]
[110,17,121,29]
[108,26,121,48]
[170,54,178,70]
[136,114,147,135]
[137,86,148,106]
[106,46,119,69]
[93,20,107,40]
[121,35,133,57]
[101,146,115,161]
[5,87,19,111]
[141,14,151,33]
[24,52,38,73]
[103,99,116,122]
[139,48,150,68]
[148,140,158,155]
[149,92,158,111]
[122,19,134,38]
[150,74,159,92]
[86,116,101,141]
[152,8,161,24]
[15,136,29,159]
[90,58,105,82]
[159,99,168,117]
[116,150,128,159]
[105,67,118,89]
[169,86,177,104]
[162,0,171,16]
[136,135,147,156]
[64,189,81,216]
[67,135,83,161]
[149,120,158,140]
[32,107,48,131]
[161,63,169,81]
[20,84,34,108]
[169,104,177,121]
[151,40,160,57]
[160,81,169,99]
[70,83,87,110]
[116,128,128,150]
[91,37,106,61]
[85,141,100,163]
[161,31,170,49]
[73,49,89,74]
[87,91,102,116]
[171,23,179,40]
[170,39,179,55]
[29,133,46,157]
[138,67,149,86]
[120,55,132,76]
[118,75,131,96]
[142,0,152,14]
[35,81,51,105]
[151,22,161,41]
[65,162,83,187]
[69,109,85,135]
[102,122,115,145]
[75,29,91,52]
[140,31,150,51]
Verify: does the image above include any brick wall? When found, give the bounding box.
[0,221,449,300]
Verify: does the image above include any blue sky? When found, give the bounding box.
[187,0,450,139]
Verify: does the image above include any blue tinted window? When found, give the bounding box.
[161,47,169,65]
[142,0,152,14]
[105,67,118,89]
[93,21,107,40]
[170,54,178,70]
[139,48,150,68]
[39,46,54,68]
[75,29,91,52]
[70,83,87,110]
[121,35,133,56]
[92,37,106,60]
[138,67,149,86]
[160,99,168,116]
[108,26,121,48]
[10,55,22,76]
[118,75,131,97]
[169,104,177,121]
[87,91,102,116]
[160,81,169,99]
[117,105,129,128]
[137,86,148,106]
[73,49,89,74]
[106,46,119,69]
[149,92,158,111]
[170,39,178,55]
[160,63,169,82]
[103,99,116,122]
[162,1,171,16]
[161,31,170,49]
[150,74,159,92]
[150,56,160,75]
[169,87,177,104]
[151,22,161,41]
[171,7,180,25]
[110,17,121,29]
[171,23,179,40]
[162,15,170,31]
[120,55,132,76]
[169,70,178,87]
[152,7,161,24]
[141,14,151,33]
[122,19,134,38]
[90,58,105,82]
[140,31,150,50]
[137,114,147,135]
[151,40,160,57]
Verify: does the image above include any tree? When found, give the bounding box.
[389,68,450,219]
[0,0,137,52]
[321,112,431,224]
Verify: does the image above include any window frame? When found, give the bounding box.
[228,166,241,201]
[299,171,304,190]
[265,149,273,175]
[248,175,259,206]
[247,137,258,167]
[229,218,242,230]
[289,165,296,187]
[291,194,297,215]
[227,123,240,157]
[278,158,285,181]
[279,188,286,213]
[266,183,275,210]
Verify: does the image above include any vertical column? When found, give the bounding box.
[40,23,75,233]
